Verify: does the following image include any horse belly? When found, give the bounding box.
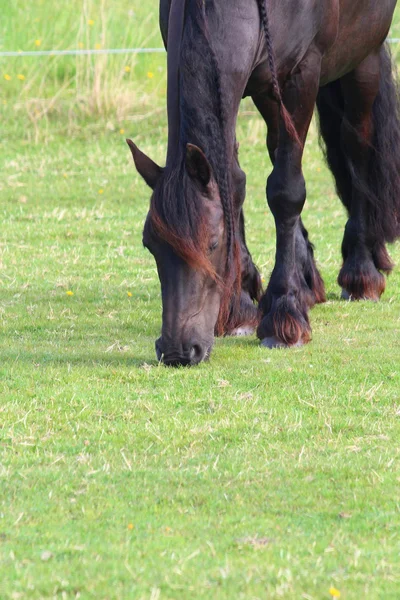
[320,0,396,85]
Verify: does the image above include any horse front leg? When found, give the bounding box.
[257,51,322,348]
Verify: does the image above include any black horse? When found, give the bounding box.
[128,0,400,366]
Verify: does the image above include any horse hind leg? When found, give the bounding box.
[317,47,400,301]
[296,219,326,307]
[226,209,262,335]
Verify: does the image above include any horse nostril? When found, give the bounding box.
[159,341,206,367]
[190,344,203,363]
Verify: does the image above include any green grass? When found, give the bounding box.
[1,3,400,599]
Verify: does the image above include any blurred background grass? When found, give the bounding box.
[0,0,166,142]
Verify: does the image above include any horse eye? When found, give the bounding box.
[209,241,218,253]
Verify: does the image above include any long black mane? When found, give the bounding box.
[150,0,237,289]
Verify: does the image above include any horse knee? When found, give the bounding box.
[267,169,306,221]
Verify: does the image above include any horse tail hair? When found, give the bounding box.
[256,0,302,148]
[367,43,400,244]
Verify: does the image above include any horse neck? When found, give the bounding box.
[168,74,236,183]
[166,2,236,173]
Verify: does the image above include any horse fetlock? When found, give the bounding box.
[371,242,394,275]
[257,293,311,348]
[220,291,260,337]
[338,260,386,301]
[303,261,326,306]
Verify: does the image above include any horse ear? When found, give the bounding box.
[185,143,212,188]
[126,139,163,190]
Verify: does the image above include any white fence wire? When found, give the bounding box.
[0,48,166,57]
[0,40,398,58]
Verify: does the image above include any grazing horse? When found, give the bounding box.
[128,0,400,366]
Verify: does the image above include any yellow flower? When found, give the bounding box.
[98,189,104,194]
[147,71,154,79]
[88,19,94,26]
[17,74,25,81]
[329,588,341,598]
[95,43,101,50]
[119,128,125,135]
[63,173,68,178]
[4,74,11,81]
[124,65,131,73]
[66,290,74,296]
[78,42,84,49]
[35,39,42,47]
[127,291,132,297]
[127,523,134,530]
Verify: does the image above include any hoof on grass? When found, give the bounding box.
[341,289,379,302]
[230,325,256,337]
[260,336,305,349]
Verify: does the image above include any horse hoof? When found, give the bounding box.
[341,289,351,300]
[230,325,255,337]
[260,336,305,349]
[341,289,379,302]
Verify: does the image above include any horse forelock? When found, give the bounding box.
[149,166,218,280]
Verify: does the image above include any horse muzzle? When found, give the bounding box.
[155,337,211,366]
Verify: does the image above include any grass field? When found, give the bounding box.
[1,2,400,599]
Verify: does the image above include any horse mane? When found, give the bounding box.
[149,0,241,330]
[256,0,302,147]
